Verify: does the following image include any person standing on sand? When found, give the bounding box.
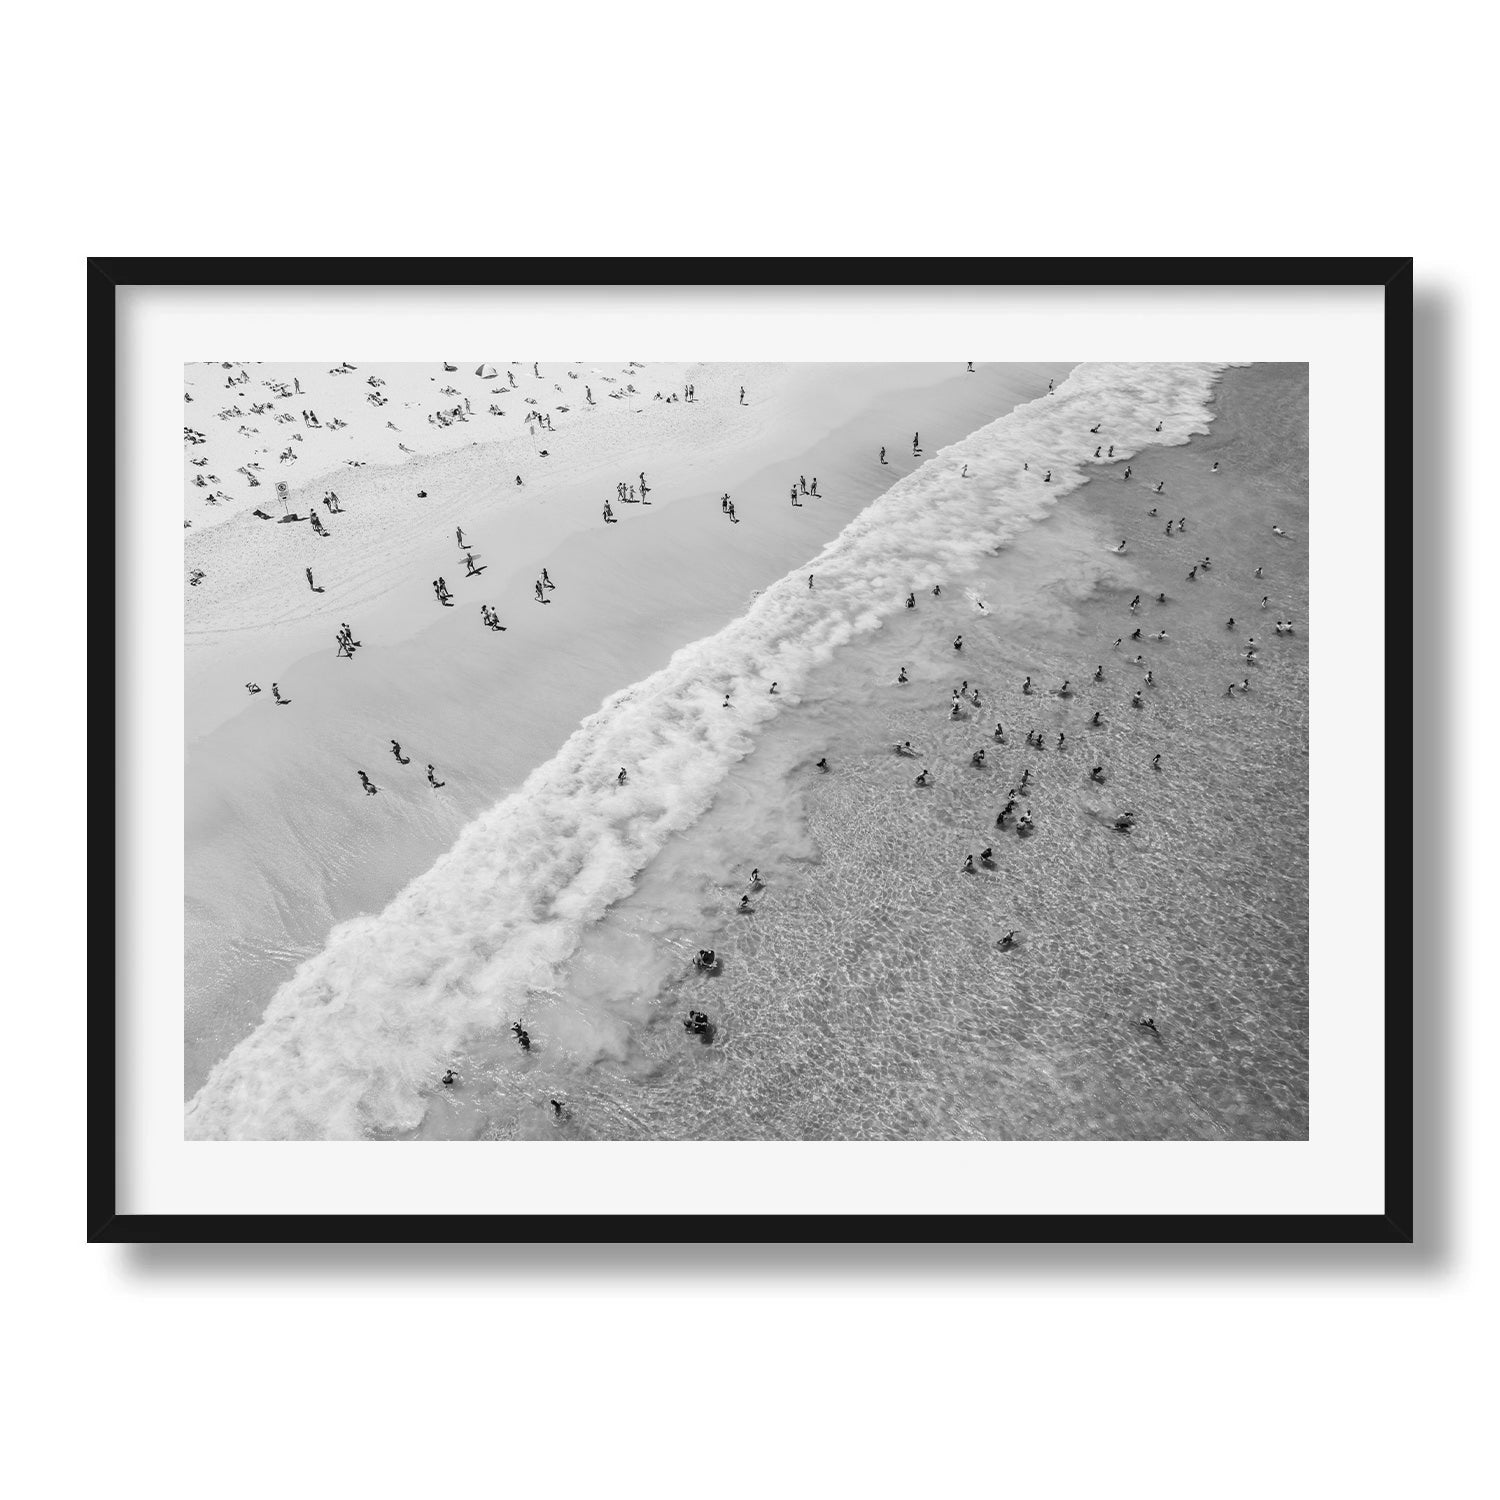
[810,478,819,496]
[913,432,920,455]
[791,486,800,506]
[306,567,316,591]
[740,386,746,404]
[427,764,446,788]
[456,526,466,548]
[880,446,887,464]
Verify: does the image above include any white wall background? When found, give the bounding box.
[0,3,1488,1496]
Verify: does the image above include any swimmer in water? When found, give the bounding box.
[1211,462,1219,472]
[1149,507,1158,516]
[962,854,975,873]
[972,748,986,767]
[906,592,916,608]
[1094,665,1104,682]
[933,584,942,597]
[1091,711,1102,726]
[1152,753,1161,770]
[1115,540,1127,553]
[1157,592,1166,604]
[750,868,762,887]
[997,931,1017,951]
[1022,676,1033,694]
[980,846,995,865]
[953,635,963,651]
[617,767,628,785]
[1044,469,1052,483]
[1131,691,1143,708]
[915,768,931,786]
[1090,765,1105,783]
[994,721,1005,741]
[816,757,829,771]
[1139,1016,1159,1033]
[898,667,908,683]
[1272,525,1286,536]
[739,894,753,911]
[442,1069,456,1087]
[1130,595,1140,611]
[511,1022,531,1052]
[770,682,778,694]
[1155,481,1164,493]
[1155,422,1162,432]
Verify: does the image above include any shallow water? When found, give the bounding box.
[187,362,1307,1142]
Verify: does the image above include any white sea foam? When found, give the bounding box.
[185,362,1225,1140]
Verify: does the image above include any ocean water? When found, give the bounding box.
[187,362,1309,1142]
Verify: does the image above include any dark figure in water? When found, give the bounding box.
[550,1099,568,1119]
[1138,1016,1159,1034]
[980,846,995,865]
[442,1069,456,1087]
[427,764,445,788]
[953,635,963,651]
[358,771,377,795]
[962,854,976,873]
[1091,711,1102,726]
[1044,469,1051,483]
[993,721,1005,742]
[1090,423,1101,434]
[967,362,974,372]
[512,1022,531,1052]
[1090,765,1105,784]
[997,931,1018,951]
[1094,447,1101,458]
[972,748,986,767]
[617,767,628,785]
[880,446,887,464]
[933,584,942,597]
[913,432,920,453]
[816,757,829,771]
[1151,754,1161,771]
[1094,666,1105,682]
[391,740,409,764]
[1123,466,1132,479]
[750,868,762,887]
[684,1010,711,1036]
[1155,422,1163,432]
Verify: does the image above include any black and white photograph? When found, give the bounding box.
[182,355,1310,1144]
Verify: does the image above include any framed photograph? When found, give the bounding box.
[95,257,1412,1243]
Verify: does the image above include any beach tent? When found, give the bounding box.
[475,364,497,379]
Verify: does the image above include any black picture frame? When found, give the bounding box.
[94,257,1413,1245]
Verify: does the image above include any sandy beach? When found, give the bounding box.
[184,360,1307,1142]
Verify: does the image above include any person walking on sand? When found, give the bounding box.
[456,526,466,548]
[358,771,377,795]
[306,567,316,591]
[740,386,746,405]
[808,575,814,589]
[542,568,553,589]
[427,765,445,788]
[391,740,409,764]
[272,682,289,705]
[618,768,628,785]
[880,446,887,464]
[913,432,921,455]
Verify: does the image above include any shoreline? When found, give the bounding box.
[186,361,1073,1095]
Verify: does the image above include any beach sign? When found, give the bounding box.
[275,479,289,510]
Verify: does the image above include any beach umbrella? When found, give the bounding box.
[475,364,497,379]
